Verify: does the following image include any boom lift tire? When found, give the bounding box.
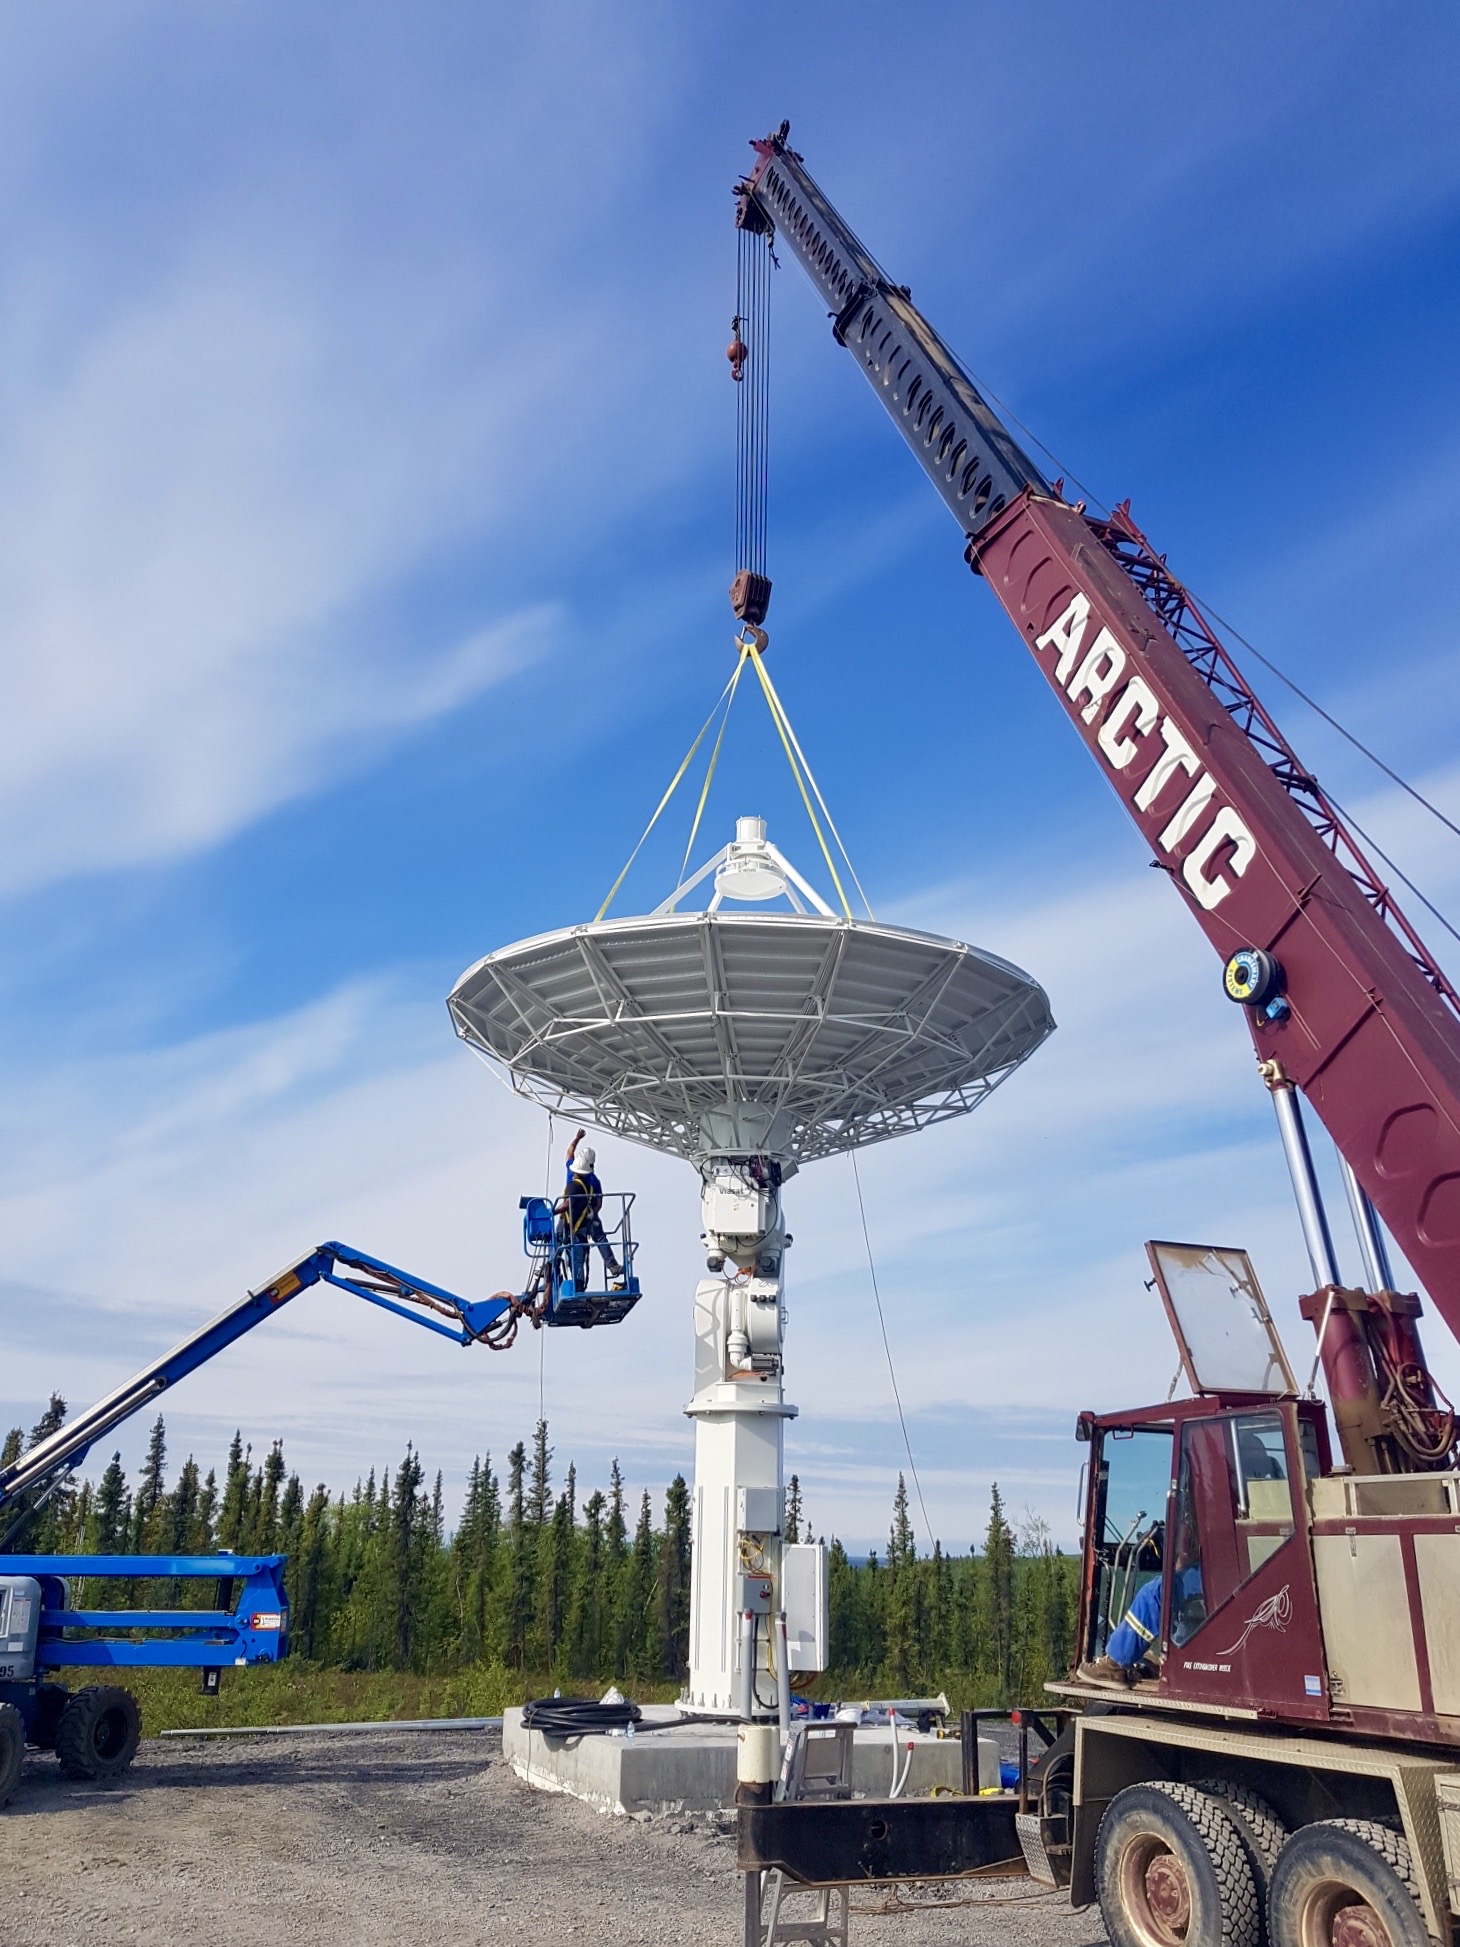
[1267,1819,1427,1947]
[0,1702,23,1808]
[55,1685,141,1783]
[1194,1778,1289,1909]
[1096,1780,1260,1947]
[29,1681,71,1751]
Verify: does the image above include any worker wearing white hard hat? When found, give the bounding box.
[560,1128,624,1293]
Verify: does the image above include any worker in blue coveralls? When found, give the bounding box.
[1082,1521,1203,1684]
[559,1128,625,1294]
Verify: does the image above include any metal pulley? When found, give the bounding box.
[730,570,771,626]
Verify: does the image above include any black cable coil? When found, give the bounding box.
[521,1696,643,1739]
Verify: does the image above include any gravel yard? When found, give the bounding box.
[1,1728,1107,1946]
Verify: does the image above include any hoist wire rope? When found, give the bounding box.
[954,346,1460,860]
[850,1149,932,1546]
[735,223,772,580]
[678,646,750,885]
[750,648,875,920]
[744,642,853,918]
[594,664,743,922]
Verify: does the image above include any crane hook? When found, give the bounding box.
[727,316,748,382]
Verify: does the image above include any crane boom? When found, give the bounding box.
[740,128,1460,1355]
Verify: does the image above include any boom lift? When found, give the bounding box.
[732,126,1460,1947]
[0,1196,640,1807]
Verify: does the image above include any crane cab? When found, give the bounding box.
[1074,1393,1336,1725]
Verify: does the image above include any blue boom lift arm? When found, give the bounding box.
[0,1194,641,1543]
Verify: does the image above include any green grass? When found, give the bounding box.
[56,1663,682,1736]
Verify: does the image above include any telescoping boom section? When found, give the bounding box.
[739,125,1460,1450]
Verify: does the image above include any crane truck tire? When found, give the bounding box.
[1096,1779,1260,1947]
[55,1685,141,1783]
[1266,1819,1427,1947]
[1194,1778,1289,1905]
[0,1701,23,1808]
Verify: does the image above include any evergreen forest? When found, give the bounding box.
[3,1395,1078,1707]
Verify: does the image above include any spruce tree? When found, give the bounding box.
[981,1484,1015,1702]
[826,1538,861,1671]
[604,1459,628,1671]
[885,1475,920,1688]
[528,1420,552,1529]
[90,1453,131,1551]
[785,1474,803,1545]
[658,1475,692,1680]
[568,1488,606,1678]
[18,1393,70,1550]
[618,1490,657,1679]
[496,1441,531,1667]
[217,1433,252,1549]
[131,1414,168,1551]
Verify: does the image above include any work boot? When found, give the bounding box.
[1077,1656,1132,1688]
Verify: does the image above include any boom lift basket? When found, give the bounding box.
[521,1192,642,1329]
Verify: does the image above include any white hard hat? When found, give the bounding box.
[576,1144,596,1172]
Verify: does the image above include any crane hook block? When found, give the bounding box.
[730,570,772,626]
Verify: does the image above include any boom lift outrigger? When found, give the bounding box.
[0,1193,640,1806]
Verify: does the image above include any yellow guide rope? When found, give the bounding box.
[595,663,742,921]
[748,646,874,920]
[743,641,852,919]
[679,648,749,883]
[596,631,871,924]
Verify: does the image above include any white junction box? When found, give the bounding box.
[737,1487,781,1534]
[783,1542,828,1673]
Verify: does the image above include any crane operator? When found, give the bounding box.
[560,1128,625,1294]
[1083,1505,1204,1685]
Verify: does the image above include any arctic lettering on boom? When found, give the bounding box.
[1033,593,1257,913]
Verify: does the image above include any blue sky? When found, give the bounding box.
[3,4,1459,1552]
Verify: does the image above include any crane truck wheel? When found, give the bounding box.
[0,1702,23,1809]
[1194,1778,1289,1912]
[1267,1819,1427,1947]
[54,1685,141,1783]
[1096,1780,1260,1947]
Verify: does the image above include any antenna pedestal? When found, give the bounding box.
[682,1161,797,1720]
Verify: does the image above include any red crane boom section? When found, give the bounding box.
[969,491,1460,1330]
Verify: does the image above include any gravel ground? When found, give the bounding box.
[1,1728,1107,1946]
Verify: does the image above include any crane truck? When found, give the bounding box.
[0,1197,640,1809]
[731,125,1460,1947]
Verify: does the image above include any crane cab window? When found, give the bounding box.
[1172,1409,1295,1643]
[1088,1427,1173,1661]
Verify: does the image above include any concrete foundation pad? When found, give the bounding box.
[502,1707,996,1816]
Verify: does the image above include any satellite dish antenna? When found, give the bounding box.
[449,818,1051,1173]
[449,818,1053,1716]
